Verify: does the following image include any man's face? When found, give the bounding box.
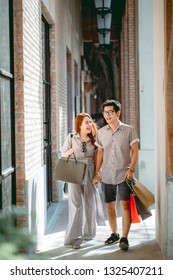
[102,105,120,124]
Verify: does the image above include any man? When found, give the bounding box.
[92,100,139,251]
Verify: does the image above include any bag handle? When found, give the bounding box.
[66,133,77,163]
[126,179,136,195]
[70,133,73,147]
[66,153,77,164]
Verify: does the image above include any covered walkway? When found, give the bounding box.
[37,196,164,260]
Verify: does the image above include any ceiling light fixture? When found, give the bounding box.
[94,0,112,46]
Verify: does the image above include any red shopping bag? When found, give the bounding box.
[130,193,140,223]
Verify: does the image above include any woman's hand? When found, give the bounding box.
[62,148,74,157]
[67,148,74,156]
[92,173,101,185]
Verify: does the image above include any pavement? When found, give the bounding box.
[37,193,164,260]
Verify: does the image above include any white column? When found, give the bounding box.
[138,0,155,195]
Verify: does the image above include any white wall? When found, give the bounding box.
[42,0,56,22]
[138,0,155,195]
[138,0,173,259]
[26,165,47,241]
[153,0,168,258]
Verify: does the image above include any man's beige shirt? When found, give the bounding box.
[95,121,140,185]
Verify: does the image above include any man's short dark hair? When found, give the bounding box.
[102,99,121,113]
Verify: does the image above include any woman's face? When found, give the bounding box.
[80,116,93,134]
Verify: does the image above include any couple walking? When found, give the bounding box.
[61,99,139,251]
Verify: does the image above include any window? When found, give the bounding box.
[0,0,15,209]
[42,16,52,204]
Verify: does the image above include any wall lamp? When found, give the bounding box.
[94,0,111,16]
[94,0,112,45]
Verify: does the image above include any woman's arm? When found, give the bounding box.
[61,148,74,157]
[61,134,74,157]
[92,147,104,184]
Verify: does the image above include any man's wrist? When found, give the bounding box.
[129,167,135,173]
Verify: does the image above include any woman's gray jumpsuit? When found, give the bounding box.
[61,133,105,245]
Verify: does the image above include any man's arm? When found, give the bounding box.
[129,141,139,171]
[124,141,139,180]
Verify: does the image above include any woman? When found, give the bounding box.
[61,113,105,249]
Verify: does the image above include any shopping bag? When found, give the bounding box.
[133,179,155,208]
[134,195,152,220]
[126,180,152,221]
[55,155,88,185]
[130,194,140,223]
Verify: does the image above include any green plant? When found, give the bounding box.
[0,207,37,260]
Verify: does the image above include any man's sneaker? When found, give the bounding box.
[72,239,83,249]
[119,237,129,251]
[105,233,120,245]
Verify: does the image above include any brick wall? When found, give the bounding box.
[165,0,173,176]
[51,0,83,201]
[13,0,26,210]
[121,3,129,123]
[120,0,138,132]
[12,0,85,209]
[23,0,43,176]
[49,25,57,201]
[13,0,44,226]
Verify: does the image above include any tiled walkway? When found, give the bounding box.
[37,198,164,260]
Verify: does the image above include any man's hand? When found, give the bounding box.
[124,169,133,180]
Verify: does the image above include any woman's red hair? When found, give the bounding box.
[75,113,97,145]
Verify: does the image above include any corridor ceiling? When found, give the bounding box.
[81,0,126,44]
[80,0,126,117]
